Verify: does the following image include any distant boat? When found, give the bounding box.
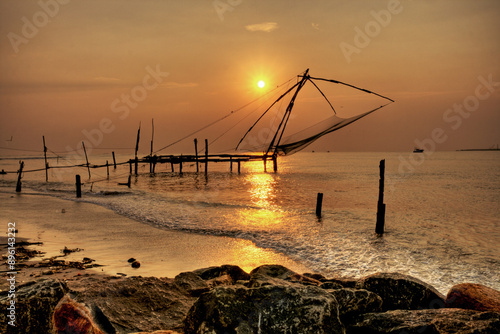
[413,148,424,153]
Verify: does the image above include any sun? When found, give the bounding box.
[257,80,266,88]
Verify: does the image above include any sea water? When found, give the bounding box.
[1,151,499,293]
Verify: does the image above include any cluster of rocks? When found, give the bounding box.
[1,264,499,333]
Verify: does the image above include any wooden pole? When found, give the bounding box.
[82,141,91,179]
[237,161,241,174]
[273,155,278,173]
[106,160,109,179]
[129,160,132,174]
[316,193,323,218]
[263,157,267,173]
[376,159,386,234]
[179,156,183,174]
[75,174,82,198]
[16,161,24,193]
[135,123,141,176]
[204,139,208,175]
[150,119,154,173]
[42,136,49,182]
[194,138,199,173]
[230,157,233,173]
[112,151,117,169]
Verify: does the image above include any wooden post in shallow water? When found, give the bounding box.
[376,159,386,234]
[316,192,323,218]
[16,161,24,193]
[194,139,199,173]
[75,174,82,198]
[42,136,49,182]
[112,151,117,169]
[204,139,208,175]
[106,161,109,179]
[82,141,91,179]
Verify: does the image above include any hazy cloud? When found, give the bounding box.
[245,22,278,33]
[161,82,199,88]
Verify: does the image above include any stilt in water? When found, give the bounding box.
[82,141,91,179]
[230,157,233,173]
[204,139,208,175]
[112,151,117,169]
[16,161,24,193]
[194,138,199,173]
[106,161,109,179]
[273,155,278,173]
[150,118,154,173]
[237,161,241,174]
[75,174,82,198]
[316,192,323,219]
[43,136,49,182]
[375,159,386,234]
[134,123,141,176]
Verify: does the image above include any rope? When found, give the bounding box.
[152,76,297,155]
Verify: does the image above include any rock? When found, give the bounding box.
[173,272,210,297]
[356,272,445,311]
[329,288,383,321]
[128,258,137,263]
[131,260,141,268]
[191,264,250,282]
[445,283,500,313]
[67,275,196,333]
[52,295,105,334]
[321,281,345,289]
[0,278,68,334]
[248,264,322,288]
[184,284,344,334]
[348,308,500,334]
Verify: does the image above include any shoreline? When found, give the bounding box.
[0,190,310,288]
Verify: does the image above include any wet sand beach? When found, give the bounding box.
[0,191,310,287]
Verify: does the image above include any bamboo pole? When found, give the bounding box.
[135,123,141,176]
[194,138,199,173]
[204,139,208,175]
[16,161,24,192]
[42,136,49,182]
[82,141,91,179]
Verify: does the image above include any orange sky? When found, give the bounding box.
[1,0,499,156]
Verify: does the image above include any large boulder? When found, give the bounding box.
[184,284,345,334]
[347,308,500,334]
[356,272,445,311]
[248,264,322,288]
[192,264,250,282]
[67,275,197,333]
[329,288,383,321]
[445,283,500,313]
[0,278,67,334]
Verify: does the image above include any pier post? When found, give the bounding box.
[316,192,323,218]
[237,161,241,174]
[194,138,199,173]
[273,155,278,173]
[263,158,267,173]
[112,151,117,169]
[179,156,183,174]
[82,141,91,179]
[42,136,49,182]
[376,159,386,234]
[106,160,109,179]
[16,161,24,193]
[129,160,132,174]
[230,157,233,173]
[204,139,208,175]
[75,174,82,198]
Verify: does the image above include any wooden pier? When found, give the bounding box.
[128,153,277,175]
